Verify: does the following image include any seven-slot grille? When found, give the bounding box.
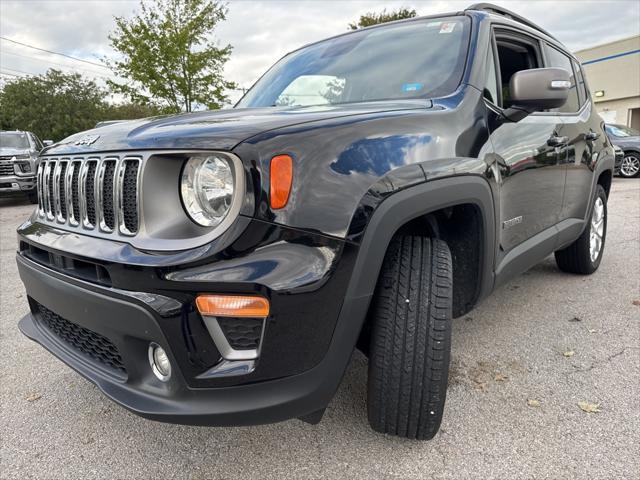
[36,156,141,236]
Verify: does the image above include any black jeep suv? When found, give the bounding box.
[16,4,614,440]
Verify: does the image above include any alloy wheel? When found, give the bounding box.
[620,155,640,177]
[589,197,605,262]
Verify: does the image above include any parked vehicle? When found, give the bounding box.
[605,123,640,178]
[0,130,50,203]
[16,3,614,440]
[613,144,625,171]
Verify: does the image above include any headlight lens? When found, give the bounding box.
[180,155,235,227]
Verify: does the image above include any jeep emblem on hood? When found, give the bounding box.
[74,134,100,146]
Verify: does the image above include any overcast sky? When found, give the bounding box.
[1,0,639,104]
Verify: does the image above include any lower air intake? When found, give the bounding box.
[34,302,126,375]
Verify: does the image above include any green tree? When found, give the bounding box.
[348,7,417,29]
[104,101,166,120]
[0,69,107,141]
[107,0,236,112]
[0,70,164,141]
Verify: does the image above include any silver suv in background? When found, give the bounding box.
[0,130,51,203]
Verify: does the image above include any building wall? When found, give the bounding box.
[575,35,640,128]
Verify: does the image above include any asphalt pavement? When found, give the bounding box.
[1,179,638,479]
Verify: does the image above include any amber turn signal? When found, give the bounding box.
[196,295,270,318]
[270,154,293,209]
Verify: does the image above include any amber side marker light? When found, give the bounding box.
[196,295,270,318]
[270,154,293,209]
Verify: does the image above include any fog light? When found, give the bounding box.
[148,343,171,381]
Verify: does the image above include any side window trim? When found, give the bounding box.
[492,26,544,68]
[484,32,503,108]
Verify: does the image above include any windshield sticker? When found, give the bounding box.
[402,83,423,93]
[427,21,441,28]
[439,22,456,34]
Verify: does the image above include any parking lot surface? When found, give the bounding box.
[1,179,638,480]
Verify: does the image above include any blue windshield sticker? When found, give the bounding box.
[402,83,423,93]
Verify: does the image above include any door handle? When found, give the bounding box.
[585,132,600,141]
[547,136,569,147]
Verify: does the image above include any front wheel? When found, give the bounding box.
[555,185,607,274]
[367,236,453,440]
[619,152,640,178]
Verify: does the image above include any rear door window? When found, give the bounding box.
[544,45,580,113]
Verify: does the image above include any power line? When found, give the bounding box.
[0,36,109,69]
[0,66,33,76]
[0,63,117,82]
[1,50,114,77]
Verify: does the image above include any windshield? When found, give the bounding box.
[237,16,470,108]
[0,132,30,150]
[606,124,639,137]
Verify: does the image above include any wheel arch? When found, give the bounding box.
[346,175,496,350]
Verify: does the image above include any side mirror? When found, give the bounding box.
[503,68,571,122]
[43,140,54,147]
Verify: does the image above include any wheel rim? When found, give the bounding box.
[589,197,605,262]
[620,155,640,177]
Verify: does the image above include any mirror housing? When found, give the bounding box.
[503,67,571,122]
[43,140,54,147]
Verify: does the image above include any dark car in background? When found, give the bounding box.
[605,124,640,178]
[0,130,51,203]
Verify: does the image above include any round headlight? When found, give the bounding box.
[181,155,235,227]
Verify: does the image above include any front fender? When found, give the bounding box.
[233,86,492,239]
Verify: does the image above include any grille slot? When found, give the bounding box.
[84,161,97,227]
[71,162,81,223]
[47,162,55,219]
[37,155,141,237]
[57,161,68,220]
[100,160,116,230]
[120,160,140,234]
[34,302,126,375]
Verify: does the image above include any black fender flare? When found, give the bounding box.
[345,175,496,304]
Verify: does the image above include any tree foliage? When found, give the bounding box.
[349,7,417,29]
[107,0,236,112]
[0,70,164,141]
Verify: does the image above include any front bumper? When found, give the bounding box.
[16,214,364,425]
[17,254,342,425]
[0,174,36,193]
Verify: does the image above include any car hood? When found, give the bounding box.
[45,101,430,155]
[610,135,640,148]
[0,148,31,157]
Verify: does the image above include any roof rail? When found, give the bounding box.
[466,3,557,40]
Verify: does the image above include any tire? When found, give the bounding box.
[27,191,38,204]
[619,152,640,178]
[367,235,453,440]
[555,185,607,274]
